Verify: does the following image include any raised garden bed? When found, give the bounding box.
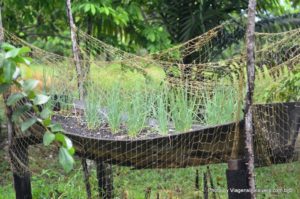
[13,102,300,169]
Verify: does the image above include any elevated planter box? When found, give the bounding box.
[13,102,300,169]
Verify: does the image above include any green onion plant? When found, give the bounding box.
[169,87,199,132]
[106,84,123,133]
[152,86,170,135]
[125,88,149,137]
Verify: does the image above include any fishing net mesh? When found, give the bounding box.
[1,21,300,198]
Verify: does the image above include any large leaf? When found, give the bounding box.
[21,117,37,132]
[5,48,21,59]
[3,60,16,82]
[23,79,39,92]
[18,46,31,55]
[5,46,30,59]
[59,147,74,172]
[33,94,50,105]
[12,104,31,122]
[40,107,52,119]
[43,131,55,146]
[1,43,15,51]
[7,92,25,106]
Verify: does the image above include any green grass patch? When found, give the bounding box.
[0,149,299,199]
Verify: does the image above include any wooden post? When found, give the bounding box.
[10,141,32,199]
[203,172,208,199]
[226,159,251,199]
[0,4,33,199]
[65,0,84,101]
[206,166,216,199]
[65,1,92,198]
[96,160,113,199]
[195,169,199,190]
[81,158,92,199]
[245,0,257,198]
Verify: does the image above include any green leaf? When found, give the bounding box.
[40,107,52,119]
[5,48,21,59]
[27,90,36,100]
[0,83,10,94]
[43,131,55,146]
[13,56,31,65]
[18,47,31,55]
[23,79,39,92]
[59,147,74,173]
[1,43,15,51]
[12,104,31,122]
[7,93,25,106]
[43,118,52,126]
[55,133,72,149]
[33,94,50,105]
[3,60,16,82]
[50,124,65,133]
[147,32,156,42]
[84,4,90,12]
[91,5,96,15]
[21,117,37,132]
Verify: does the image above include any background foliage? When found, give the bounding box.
[2,0,300,56]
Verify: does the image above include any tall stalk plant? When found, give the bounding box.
[125,88,149,137]
[85,85,103,129]
[169,87,198,132]
[202,85,240,125]
[152,86,170,135]
[106,84,123,133]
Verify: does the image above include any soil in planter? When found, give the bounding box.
[52,114,204,140]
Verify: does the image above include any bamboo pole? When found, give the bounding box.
[245,0,257,198]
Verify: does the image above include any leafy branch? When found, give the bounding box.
[0,43,75,172]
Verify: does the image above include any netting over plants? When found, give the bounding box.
[2,20,300,198]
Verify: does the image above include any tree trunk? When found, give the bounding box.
[245,0,257,198]
[65,0,84,100]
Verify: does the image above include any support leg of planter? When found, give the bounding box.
[96,160,113,199]
[226,159,251,199]
[82,158,92,199]
[10,142,32,199]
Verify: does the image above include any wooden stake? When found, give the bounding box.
[206,166,216,199]
[245,0,257,198]
[65,0,84,100]
[195,169,199,190]
[203,172,208,199]
[145,187,151,199]
[81,158,92,199]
